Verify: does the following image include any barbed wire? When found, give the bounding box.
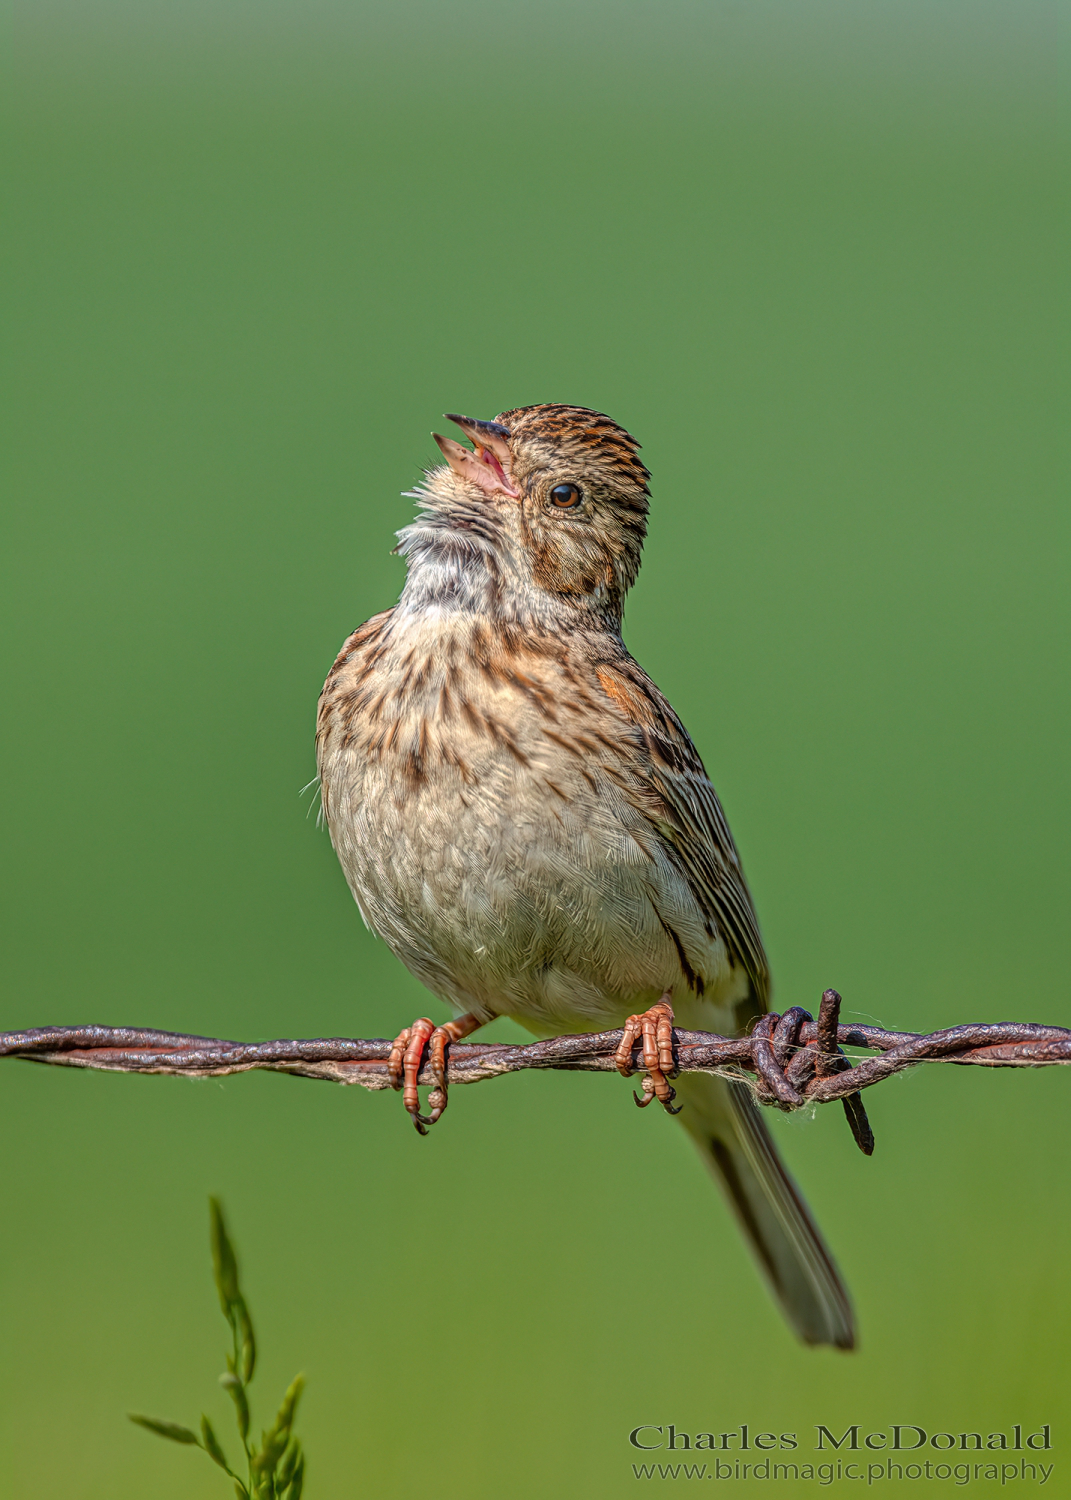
[4,991,1068,1156]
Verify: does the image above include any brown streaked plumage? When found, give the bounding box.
[316,404,854,1349]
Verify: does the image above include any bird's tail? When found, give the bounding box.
[674,1070,855,1349]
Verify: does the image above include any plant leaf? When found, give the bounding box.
[277,1437,300,1488]
[235,1294,257,1383]
[254,1372,304,1475]
[209,1196,241,1315]
[267,1374,305,1450]
[220,1372,251,1442]
[285,1450,305,1499]
[127,1413,199,1445]
[200,1414,233,1471]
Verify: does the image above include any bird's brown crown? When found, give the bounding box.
[495,404,651,513]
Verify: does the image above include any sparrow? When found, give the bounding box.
[316,405,854,1348]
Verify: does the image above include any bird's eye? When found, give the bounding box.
[550,483,581,509]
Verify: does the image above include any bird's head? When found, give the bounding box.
[396,404,650,629]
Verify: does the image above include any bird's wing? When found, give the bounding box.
[585,649,771,1014]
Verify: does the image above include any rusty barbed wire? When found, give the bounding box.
[3,991,1068,1157]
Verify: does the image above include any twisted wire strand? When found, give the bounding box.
[3,992,1067,1157]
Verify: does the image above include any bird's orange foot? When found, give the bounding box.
[387,1014,481,1134]
[614,996,681,1114]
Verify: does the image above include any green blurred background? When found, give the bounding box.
[3,2,1065,1495]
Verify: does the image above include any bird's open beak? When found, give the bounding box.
[432,413,520,499]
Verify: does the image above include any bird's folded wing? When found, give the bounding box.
[587,652,771,1012]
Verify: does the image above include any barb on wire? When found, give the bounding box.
[2,991,1068,1158]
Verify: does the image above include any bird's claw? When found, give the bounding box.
[388,1018,436,1133]
[387,1015,476,1133]
[615,996,681,1114]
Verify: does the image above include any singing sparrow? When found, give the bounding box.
[316,405,854,1348]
